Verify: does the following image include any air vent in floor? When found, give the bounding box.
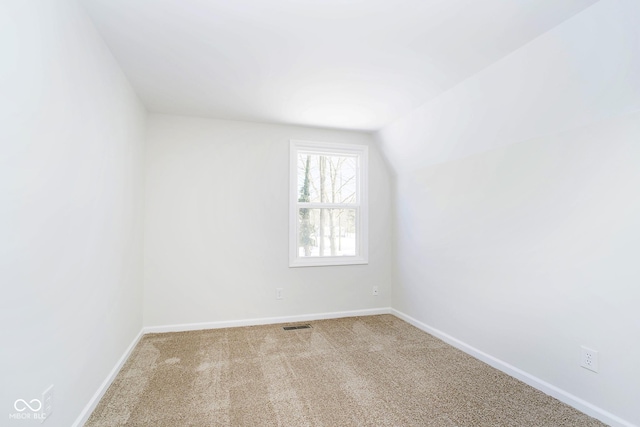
[283,325,311,331]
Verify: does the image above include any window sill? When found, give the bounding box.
[289,256,368,268]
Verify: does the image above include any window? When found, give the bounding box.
[289,140,368,267]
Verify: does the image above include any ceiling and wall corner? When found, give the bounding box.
[80,0,599,131]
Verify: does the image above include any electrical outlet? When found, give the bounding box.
[41,385,53,422]
[372,286,379,296]
[276,288,283,300]
[580,346,599,373]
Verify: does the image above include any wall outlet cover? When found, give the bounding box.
[580,346,599,373]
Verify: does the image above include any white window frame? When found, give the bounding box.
[289,140,368,267]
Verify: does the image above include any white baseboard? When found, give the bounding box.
[143,307,392,334]
[72,329,144,427]
[390,309,636,427]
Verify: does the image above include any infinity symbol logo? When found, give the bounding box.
[14,399,42,412]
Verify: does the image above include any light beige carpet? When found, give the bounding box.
[86,315,606,426]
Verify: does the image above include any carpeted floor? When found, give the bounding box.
[86,315,606,426]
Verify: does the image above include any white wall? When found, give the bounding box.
[0,1,146,426]
[376,0,640,425]
[144,115,394,327]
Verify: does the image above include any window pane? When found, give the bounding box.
[298,208,357,257]
[297,154,357,204]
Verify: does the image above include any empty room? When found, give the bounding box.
[1,0,639,426]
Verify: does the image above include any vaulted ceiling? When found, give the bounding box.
[81,0,599,131]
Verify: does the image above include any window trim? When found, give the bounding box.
[289,140,369,267]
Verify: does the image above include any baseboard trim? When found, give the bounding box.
[72,328,144,427]
[390,309,635,427]
[143,307,392,334]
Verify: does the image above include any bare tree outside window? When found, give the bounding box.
[296,153,358,257]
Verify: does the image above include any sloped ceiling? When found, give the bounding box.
[81,0,599,131]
